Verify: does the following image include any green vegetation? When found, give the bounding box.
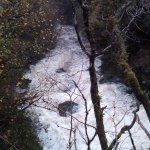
[0,0,150,149]
[88,0,150,120]
[89,0,150,89]
[0,113,42,150]
[0,0,58,149]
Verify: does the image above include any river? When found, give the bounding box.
[24,25,150,150]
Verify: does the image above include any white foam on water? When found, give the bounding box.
[24,25,150,150]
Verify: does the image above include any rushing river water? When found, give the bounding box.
[24,25,150,150]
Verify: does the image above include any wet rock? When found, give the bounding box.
[99,75,121,84]
[58,101,79,117]
[99,75,111,84]
[130,104,137,108]
[55,68,66,73]
[15,87,28,94]
[15,79,31,94]
[20,79,31,89]
[99,77,106,84]
[126,88,133,94]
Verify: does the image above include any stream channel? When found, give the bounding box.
[23,2,150,148]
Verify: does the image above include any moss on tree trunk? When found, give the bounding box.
[89,57,108,150]
[112,21,150,121]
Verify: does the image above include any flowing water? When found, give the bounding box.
[24,25,150,150]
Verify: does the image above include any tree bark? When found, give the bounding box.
[89,57,108,150]
[75,0,109,149]
[111,21,150,122]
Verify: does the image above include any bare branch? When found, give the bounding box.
[128,129,136,150]
[136,114,150,140]
[0,135,19,150]
[109,112,137,149]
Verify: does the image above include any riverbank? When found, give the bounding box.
[0,0,59,149]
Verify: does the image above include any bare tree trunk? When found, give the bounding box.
[74,0,109,149]
[71,1,150,150]
[89,57,108,150]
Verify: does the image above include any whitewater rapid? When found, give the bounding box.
[25,25,150,150]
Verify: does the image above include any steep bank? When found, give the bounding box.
[0,0,58,149]
[129,45,150,98]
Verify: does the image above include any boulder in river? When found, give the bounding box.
[55,68,66,73]
[58,101,79,117]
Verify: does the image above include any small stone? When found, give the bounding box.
[55,68,66,73]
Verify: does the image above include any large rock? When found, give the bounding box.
[58,101,79,117]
